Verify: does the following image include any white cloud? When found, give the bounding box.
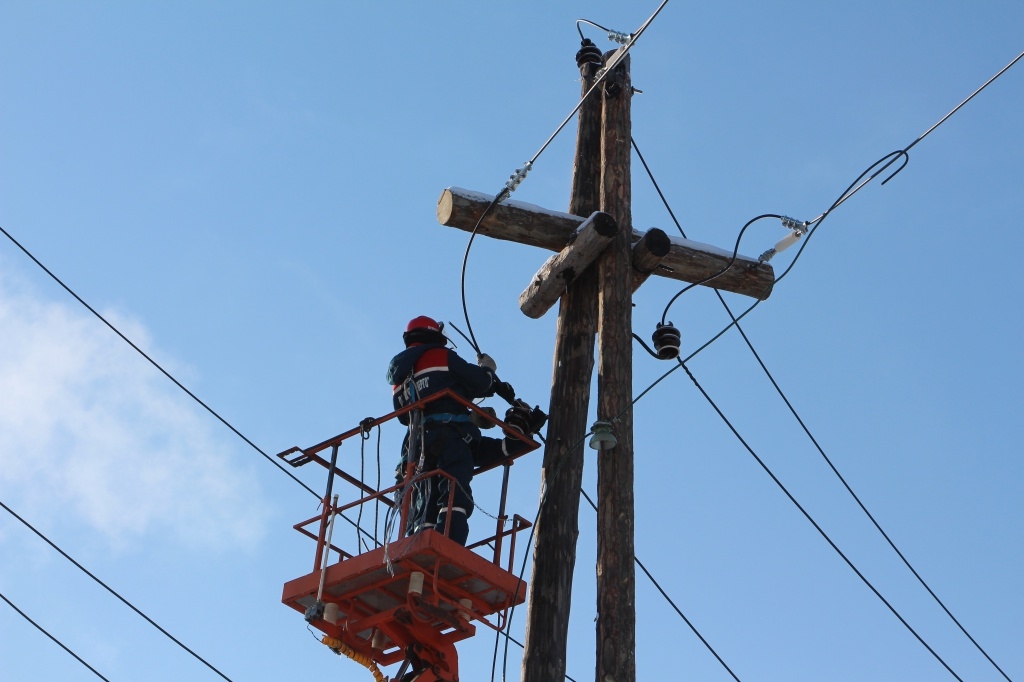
[0,271,267,550]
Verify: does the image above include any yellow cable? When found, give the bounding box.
[321,635,386,682]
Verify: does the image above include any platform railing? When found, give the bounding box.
[279,389,540,575]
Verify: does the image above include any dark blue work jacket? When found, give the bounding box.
[386,344,497,425]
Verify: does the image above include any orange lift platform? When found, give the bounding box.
[278,389,540,682]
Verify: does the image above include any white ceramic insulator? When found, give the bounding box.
[459,598,473,620]
[774,230,803,254]
[408,571,424,595]
[323,602,340,625]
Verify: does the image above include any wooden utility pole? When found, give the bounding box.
[519,48,602,682]
[435,43,775,682]
[595,51,636,682]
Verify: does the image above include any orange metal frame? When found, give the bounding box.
[278,390,540,681]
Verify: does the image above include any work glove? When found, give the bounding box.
[503,402,547,437]
[470,406,498,429]
[526,405,548,434]
[477,353,497,372]
[493,381,516,404]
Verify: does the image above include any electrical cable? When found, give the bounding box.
[0,223,318,499]
[659,213,780,324]
[807,48,1024,224]
[358,429,369,553]
[579,488,742,681]
[0,498,235,681]
[0,589,111,682]
[576,19,614,40]
[491,393,741,679]
[627,105,1022,440]
[493,430,592,682]
[526,0,670,173]
[742,49,1024,289]
[640,45,1024,372]
[490,625,579,682]
[675,361,964,681]
[634,135,1013,681]
[459,0,671,356]
[0,223,379,547]
[728,311,1014,680]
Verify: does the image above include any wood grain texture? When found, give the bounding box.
[630,227,670,292]
[519,212,616,319]
[520,54,602,682]
[438,187,774,300]
[596,51,636,682]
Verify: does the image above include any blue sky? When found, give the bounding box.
[1,2,1021,681]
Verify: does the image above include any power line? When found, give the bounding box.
[637,45,1024,374]
[630,135,983,671]
[493,406,742,682]
[0,223,319,500]
[579,488,742,682]
[0,222,381,547]
[1,589,112,682]
[1,498,235,681]
[676,361,964,681]
[722,308,1014,681]
[659,213,780,324]
[808,48,1024,223]
[493,431,591,682]
[633,133,1013,680]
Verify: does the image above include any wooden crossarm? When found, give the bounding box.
[437,186,775,300]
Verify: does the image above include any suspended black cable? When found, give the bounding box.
[576,18,614,40]
[0,223,319,499]
[358,427,369,553]
[1,589,112,682]
[676,361,964,681]
[0,223,381,546]
[494,431,591,682]
[0,498,234,681]
[659,213,780,325]
[579,488,742,681]
[459,194,502,355]
[725,307,1014,681]
[633,137,1013,681]
[637,46,1024,379]
[493,408,742,682]
[492,628,579,682]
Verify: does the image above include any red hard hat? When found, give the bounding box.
[405,316,442,334]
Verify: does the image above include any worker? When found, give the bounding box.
[386,315,545,545]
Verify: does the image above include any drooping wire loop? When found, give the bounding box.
[660,214,781,325]
[880,150,910,185]
[652,322,681,360]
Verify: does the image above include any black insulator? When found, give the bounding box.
[576,38,603,69]
[652,322,681,360]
